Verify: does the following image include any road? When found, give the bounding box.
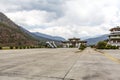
[0,48,120,80]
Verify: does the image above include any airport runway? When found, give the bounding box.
[0,48,120,80]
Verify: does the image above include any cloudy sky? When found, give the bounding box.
[0,0,120,39]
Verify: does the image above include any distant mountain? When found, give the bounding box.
[32,32,66,41]
[0,12,38,46]
[85,34,108,45]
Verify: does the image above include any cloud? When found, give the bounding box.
[1,0,120,39]
[0,0,65,17]
[6,10,57,27]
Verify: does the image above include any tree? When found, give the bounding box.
[96,41,107,49]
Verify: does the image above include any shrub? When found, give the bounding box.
[19,46,22,49]
[33,46,35,48]
[90,45,96,48]
[69,45,74,48]
[10,46,13,49]
[0,47,2,50]
[79,44,86,50]
[30,46,33,48]
[111,46,119,49]
[105,44,119,49]
[96,41,107,49]
[15,46,18,49]
[38,46,41,48]
[23,46,26,49]
[105,44,111,49]
[37,46,41,48]
[27,46,30,49]
[96,41,119,49]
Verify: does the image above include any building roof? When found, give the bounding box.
[62,37,87,43]
[62,40,87,43]
[68,37,80,40]
[110,26,120,31]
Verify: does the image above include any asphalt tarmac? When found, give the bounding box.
[0,48,120,80]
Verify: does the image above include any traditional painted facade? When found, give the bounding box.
[108,26,120,46]
[62,38,87,48]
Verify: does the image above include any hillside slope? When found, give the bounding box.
[0,12,38,46]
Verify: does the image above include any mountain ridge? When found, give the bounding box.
[32,32,65,41]
[85,34,109,45]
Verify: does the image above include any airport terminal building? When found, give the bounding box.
[108,26,120,46]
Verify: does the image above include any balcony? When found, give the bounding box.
[110,36,120,39]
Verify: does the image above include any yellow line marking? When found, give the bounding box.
[97,50,120,64]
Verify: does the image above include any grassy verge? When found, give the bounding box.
[0,46,42,50]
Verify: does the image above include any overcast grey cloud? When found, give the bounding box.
[0,0,120,39]
[0,0,65,17]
